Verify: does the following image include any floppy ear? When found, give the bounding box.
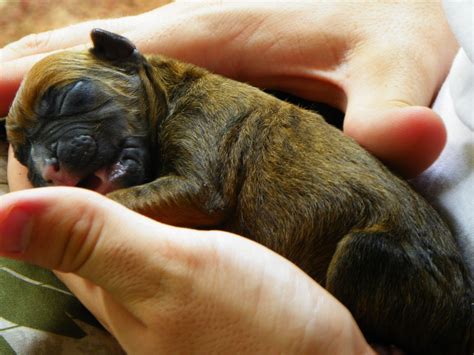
[90,28,139,61]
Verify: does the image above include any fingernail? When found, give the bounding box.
[0,207,33,253]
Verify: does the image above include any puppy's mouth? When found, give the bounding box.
[77,173,108,192]
[39,136,148,194]
[76,169,115,195]
[75,161,130,194]
[43,160,134,195]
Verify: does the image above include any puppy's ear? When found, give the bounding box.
[90,28,139,61]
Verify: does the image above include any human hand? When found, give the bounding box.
[0,1,457,176]
[0,186,375,354]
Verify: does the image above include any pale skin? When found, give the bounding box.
[0,1,456,353]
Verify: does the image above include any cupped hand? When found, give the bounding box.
[0,1,457,176]
[0,181,374,354]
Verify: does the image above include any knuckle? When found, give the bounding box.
[56,203,104,273]
[6,31,53,56]
[172,230,222,274]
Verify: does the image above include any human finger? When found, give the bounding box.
[0,17,138,62]
[345,105,447,177]
[342,18,457,177]
[0,187,194,308]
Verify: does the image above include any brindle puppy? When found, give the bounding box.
[6,29,473,354]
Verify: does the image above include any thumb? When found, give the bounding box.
[0,187,203,304]
[344,104,446,178]
[342,42,452,178]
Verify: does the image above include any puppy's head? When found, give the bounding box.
[7,29,165,194]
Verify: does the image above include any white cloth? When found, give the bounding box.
[411,1,474,274]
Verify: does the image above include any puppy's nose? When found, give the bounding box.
[57,135,97,168]
[42,158,81,186]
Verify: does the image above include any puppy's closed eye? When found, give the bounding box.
[37,80,109,118]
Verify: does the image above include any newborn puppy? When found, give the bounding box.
[7,29,473,354]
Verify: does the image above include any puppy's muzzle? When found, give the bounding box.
[57,135,97,167]
[42,134,97,185]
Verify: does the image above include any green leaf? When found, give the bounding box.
[0,335,16,355]
[0,258,102,338]
[0,258,68,291]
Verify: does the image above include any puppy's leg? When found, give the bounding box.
[326,229,473,355]
[107,175,228,228]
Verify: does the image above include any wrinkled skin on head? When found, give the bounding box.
[6,34,159,193]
